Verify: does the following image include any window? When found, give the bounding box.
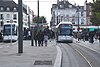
[69,5,72,8]
[0,7,3,11]
[6,14,10,20]
[13,7,17,11]
[7,21,10,23]
[81,19,84,24]
[60,5,63,8]
[81,22,84,24]
[72,22,75,24]
[7,7,10,11]
[14,21,17,23]
[89,12,92,15]
[13,14,17,19]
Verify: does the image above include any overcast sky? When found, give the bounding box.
[14,0,92,23]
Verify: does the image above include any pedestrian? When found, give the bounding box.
[43,26,50,46]
[33,28,38,46]
[89,31,94,44]
[97,31,100,43]
[94,31,98,41]
[28,29,31,39]
[44,35,48,46]
[77,32,81,42]
[23,28,28,39]
[82,31,88,42]
[37,30,44,46]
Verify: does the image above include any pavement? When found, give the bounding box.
[73,38,100,53]
[0,38,100,67]
[0,40,62,67]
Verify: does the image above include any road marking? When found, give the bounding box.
[69,43,94,67]
[75,48,94,67]
[53,45,62,67]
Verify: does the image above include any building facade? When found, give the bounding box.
[50,0,88,29]
[0,0,34,32]
[84,0,92,25]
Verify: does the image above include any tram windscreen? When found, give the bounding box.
[3,24,15,35]
[58,24,72,35]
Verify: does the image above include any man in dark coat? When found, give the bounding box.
[89,31,94,43]
[33,28,38,46]
[37,30,44,46]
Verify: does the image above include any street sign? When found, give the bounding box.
[89,28,94,31]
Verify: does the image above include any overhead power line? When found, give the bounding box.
[24,1,57,2]
[24,0,75,2]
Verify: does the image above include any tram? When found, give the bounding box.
[2,23,29,42]
[56,21,73,43]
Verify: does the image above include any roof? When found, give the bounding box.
[0,1,18,12]
[0,0,27,14]
[56,21,72,28]
[52,1,77,9]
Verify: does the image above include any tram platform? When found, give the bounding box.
[0,40,62,67]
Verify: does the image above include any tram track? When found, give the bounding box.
[71,42,100,67]
[68,43,94,67]
[59,43,94,67]
[60,43,79,67]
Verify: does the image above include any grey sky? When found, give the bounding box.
[14,0,92,23]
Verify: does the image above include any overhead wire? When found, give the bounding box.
[23,1,57,2]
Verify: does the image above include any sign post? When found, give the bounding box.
[10,20,13,45]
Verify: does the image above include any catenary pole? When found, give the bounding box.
[78,5,80,32]
[37,0,39,27]
[37,0,39,30]
[18,0,23,53]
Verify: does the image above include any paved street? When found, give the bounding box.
[57,38,100,67]
[0,38,100,67]
[0,40,60,67]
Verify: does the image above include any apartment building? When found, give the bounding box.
[0,0,34,32]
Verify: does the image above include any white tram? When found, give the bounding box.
[56,21,73,43]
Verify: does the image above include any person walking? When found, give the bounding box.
[33,28,38,46]
[97,31,100,43]
[89,31,94,44]
[77,32,81,41]
[43,26,50,46]
[37,30,44,46]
